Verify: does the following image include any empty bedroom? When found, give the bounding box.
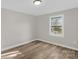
[1,0,78,59]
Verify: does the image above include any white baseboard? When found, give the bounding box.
[34,39,78,51]
[1,40,35,52]
[2,39,78,52]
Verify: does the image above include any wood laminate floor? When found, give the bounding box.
[1,40,78,59]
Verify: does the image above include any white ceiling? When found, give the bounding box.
[2,0,78,16]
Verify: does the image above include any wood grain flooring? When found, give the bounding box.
[1,40,78,59]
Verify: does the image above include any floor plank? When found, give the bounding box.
[1,40,78,59]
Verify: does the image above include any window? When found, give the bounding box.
[49,15,64,37]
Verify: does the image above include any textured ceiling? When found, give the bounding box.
[1,0,78,16]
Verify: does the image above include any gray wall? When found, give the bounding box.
[1,8,36,50]
[1,8,78,50]
[36,8,78,50]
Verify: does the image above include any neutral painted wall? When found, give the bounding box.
[36,8,78,50]
[1,8,36,50]
[1,8,78,51]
